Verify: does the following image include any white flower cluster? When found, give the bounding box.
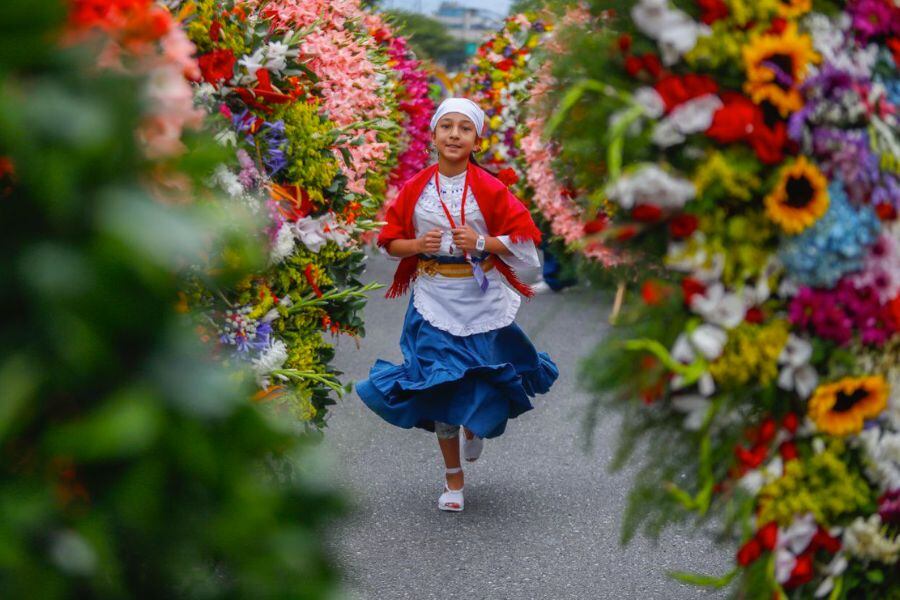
[631,0,710,66]
[842,514,900,564]
[252,339,289,389]
[605,164,696,210]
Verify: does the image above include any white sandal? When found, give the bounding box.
[462,429,483,462]
[438,467,464,512]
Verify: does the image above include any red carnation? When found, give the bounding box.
[496,167,519,187]
[681,277,706,305]
[198,48,236,84]
[748,117,788,165]
[745,307,765,323]
[209,20,221,42]
[668,214,698,238]
[735,444,768,469]
[876,202,897,221]
[736,538,762,566]
[783,413,799,433]
[779,440,799,462]
[769,17,788,35]
[641,53,663,79]
[624,55,643,77]
[698,0,729,24]
[810,528,841,554]
[785,553,814,589]
[496,58,514,72]
[707,93,757,143]
[756,521,779,551]
[631,204,663,222]
[655,74,718,112]
[759,418,777,444]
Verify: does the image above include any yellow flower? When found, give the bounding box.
[777,0,812,18]
[743,23,819,116]
[807,376,889,436]
[764,157,829,234]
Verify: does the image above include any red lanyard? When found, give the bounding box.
[433,170,468,229]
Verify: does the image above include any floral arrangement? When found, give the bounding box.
[366,13,435,205]
[546,0,900,596]
[173,0,419,427]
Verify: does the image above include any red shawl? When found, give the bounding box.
[377,162,542,299]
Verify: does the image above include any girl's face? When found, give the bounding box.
[432,113,479,163]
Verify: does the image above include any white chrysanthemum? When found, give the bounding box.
[212,165,244,198]
[652,94,723,147]
[631,0,709,65]
[270,222,296,264]
[778,334,818,399]
[805,13,877,79]
[633,87,665,119]
[605,164,696,210]
[252,340,288,389]
[856,426,900,492]
[689,283,746,329]
[842,515,900,564]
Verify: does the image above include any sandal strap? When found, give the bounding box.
[445,467,462,474]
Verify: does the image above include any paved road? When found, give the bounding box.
[322,252,728,599]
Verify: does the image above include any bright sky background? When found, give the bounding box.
[381,0,513,17]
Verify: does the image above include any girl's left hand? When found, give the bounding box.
[451,226,478,253]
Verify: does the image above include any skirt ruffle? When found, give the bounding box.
[356,293,558,439]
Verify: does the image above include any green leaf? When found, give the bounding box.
[669,567,737,588]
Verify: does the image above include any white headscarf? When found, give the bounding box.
[429,97,485,136]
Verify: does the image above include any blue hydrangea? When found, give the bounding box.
[778,180,881,288]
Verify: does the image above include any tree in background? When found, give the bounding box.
[385,10,469,68]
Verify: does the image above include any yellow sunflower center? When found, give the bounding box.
[831,387,870,413]
[783,175,814,208]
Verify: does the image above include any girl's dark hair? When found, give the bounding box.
[469,151,479,166]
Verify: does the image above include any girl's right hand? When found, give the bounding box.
[417,228,443,254]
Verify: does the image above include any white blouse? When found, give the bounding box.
[383,171,541,336]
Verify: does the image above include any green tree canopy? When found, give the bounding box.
[384,10,468,68]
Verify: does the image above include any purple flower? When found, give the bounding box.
[788,287,819,329]
[811,302,854,345]
[879,489,900,523]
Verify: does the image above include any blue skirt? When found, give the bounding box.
[356,293,559,439]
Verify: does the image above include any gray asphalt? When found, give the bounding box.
[322,251,728,600]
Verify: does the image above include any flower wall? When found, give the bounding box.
[174,0,430,427]
[544,0,900,596]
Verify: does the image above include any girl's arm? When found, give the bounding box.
[450,226,512,256]
[387,228,443,257]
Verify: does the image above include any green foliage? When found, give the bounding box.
[383,10,467,67]
[0,1,343,596]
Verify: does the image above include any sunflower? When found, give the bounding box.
[764,157,829,233]
[807,375,889,436]
[777,0,812,18]
[743,23,819,116]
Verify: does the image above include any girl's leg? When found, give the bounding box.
[435,422,463,491]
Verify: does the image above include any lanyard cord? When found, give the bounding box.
[433,170,470,260]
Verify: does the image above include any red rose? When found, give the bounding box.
[785,553,814,589]
[706,93,757,143]
[496,167,519,187]
[668,214,698,238]
[736,538,762,566]
[744,307,765,323]
[783,413,799,433]
[624,55,643,77]
[756,521,779,551]
[779,441,798,462]
[198,48,236,84]
[698,0,729,24]
[876,202,897,221]
[631,204,663,222]
[618,33,632,53]
[681,277,706,305]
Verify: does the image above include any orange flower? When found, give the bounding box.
[807,375,889,436]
